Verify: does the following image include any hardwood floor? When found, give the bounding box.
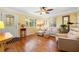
[5,34,60,52]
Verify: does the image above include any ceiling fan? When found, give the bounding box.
[35,7,53,15]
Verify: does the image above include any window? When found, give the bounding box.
[26,18,36,28]
[6,15,14,26]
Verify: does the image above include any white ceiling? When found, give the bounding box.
[11,7,78,17]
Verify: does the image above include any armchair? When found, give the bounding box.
[44,27,58,35]
[36,28,46,36]
[36,26,58,36]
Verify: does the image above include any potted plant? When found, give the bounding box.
[59,24,68,33]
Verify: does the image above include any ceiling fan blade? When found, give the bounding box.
[47,9,53,11]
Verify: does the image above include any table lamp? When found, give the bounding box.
[0,21,5,34]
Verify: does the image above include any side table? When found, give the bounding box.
[20,28,26,37]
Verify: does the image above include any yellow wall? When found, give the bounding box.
[70,13,77,23]
[56,16,62,28]
[18,14,25,35]
[55,13,77,28]
[18,15,25,27]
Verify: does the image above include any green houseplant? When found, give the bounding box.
[59,24,68,33]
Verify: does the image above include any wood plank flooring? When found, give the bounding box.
[5,34,60,52]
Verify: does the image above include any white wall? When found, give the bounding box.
[0,8,19,37]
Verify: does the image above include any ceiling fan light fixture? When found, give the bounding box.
[35,7,53,15]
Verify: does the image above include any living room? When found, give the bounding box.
[0,7,79,52]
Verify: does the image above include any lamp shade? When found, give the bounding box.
[0,21,4,29]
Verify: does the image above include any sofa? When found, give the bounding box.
[58,38,79,52]
[57,27,79,52]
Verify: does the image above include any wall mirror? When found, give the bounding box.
[62,15,70,25]
[61,15,70,32]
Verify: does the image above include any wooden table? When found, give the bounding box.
[0,32,13,52]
